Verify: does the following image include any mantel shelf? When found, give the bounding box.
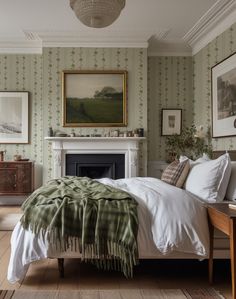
[45,137,146,141]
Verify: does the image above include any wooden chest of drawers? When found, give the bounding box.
[0,161,34,195]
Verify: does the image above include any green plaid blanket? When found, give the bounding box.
[20,176,139,277]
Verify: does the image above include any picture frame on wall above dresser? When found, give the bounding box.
[211,51,236,138]
[0,91,29,143]
[161,109,182,136]
[62,70,127,127]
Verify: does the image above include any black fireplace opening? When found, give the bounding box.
[66,154,125,179]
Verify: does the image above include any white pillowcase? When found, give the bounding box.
[226,161,236,201]
[185,153,231,202]
[179,153,210,168]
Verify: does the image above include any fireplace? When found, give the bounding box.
[66,154,125,179]
[45,137,145,179]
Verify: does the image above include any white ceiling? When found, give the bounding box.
[0,0,235,55]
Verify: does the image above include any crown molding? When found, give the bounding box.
[42,39,148,48]
[38,30,152,48]
[148,38,192,57]
[0,30,156,53]
[183,0,236,55]
[148,51,192,57]
[0,40,42,54]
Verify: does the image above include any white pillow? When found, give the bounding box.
[185,153,231,202]
[179,153,210,168]
[196,153,211,163]
[226,161,236,201]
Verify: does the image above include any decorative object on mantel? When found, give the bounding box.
[69,0,126,28]
[111,129,119,137]
[137,128,144,137]
[62,70,127,127]
[0,150,6,161]
[165,124,212,162]
[48,127,53,137]
[54,131,68,137]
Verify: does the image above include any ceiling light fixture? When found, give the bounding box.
[70,0,126,28]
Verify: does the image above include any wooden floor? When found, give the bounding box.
[0,206,22,217]
[0,206,233,298]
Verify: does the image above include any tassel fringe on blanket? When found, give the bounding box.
[20,176,139,278]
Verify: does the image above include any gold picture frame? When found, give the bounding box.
[62,70,127,127]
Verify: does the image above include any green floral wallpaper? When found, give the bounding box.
[193,22,236,151]
[0,49,147,184]
[0,54,43,164]
[3,22,235,183]
[42,47,147,181]
[148,56,193,161]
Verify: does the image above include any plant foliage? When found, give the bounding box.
[165,124,212,161]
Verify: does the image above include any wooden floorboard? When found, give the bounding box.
[0,207,21,215]
[0,206,233,298]
[0,230,232,298]
[0,232,7,241]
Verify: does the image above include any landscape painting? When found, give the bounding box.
[212,51,236,137]
[62,71,127,127]
[0,92,28,143]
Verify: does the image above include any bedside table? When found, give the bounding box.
[207,203,236,299]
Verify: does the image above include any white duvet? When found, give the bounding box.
[8,177,209,283]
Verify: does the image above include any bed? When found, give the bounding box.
[7,151,236,284]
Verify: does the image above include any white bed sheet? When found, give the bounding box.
[8,177,209,283]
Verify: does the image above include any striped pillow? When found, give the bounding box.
[161,159,190,188]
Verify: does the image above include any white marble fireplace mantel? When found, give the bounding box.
[45,137,145,179]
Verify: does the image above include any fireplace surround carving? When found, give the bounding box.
[45,137,145,179]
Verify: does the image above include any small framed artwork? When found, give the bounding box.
[212,51,236,138]
[0,91,29,143]
[62,70,127,127]
[161,109,182,136]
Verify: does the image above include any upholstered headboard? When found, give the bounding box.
[213,150,236,161]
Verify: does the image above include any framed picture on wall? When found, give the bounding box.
[212,51,236,138]
[62,70,127,127]
[0,91,29,143]
[161,109,182,136]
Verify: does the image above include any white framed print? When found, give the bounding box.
[0,91,29,143]
[212,52,236,138]
[161,109,182,136]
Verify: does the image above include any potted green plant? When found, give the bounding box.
[165,125,212,162]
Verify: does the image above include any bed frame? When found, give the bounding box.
[55,150,236,278]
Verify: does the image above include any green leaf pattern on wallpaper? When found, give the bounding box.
[43,48,147,181]
[148,56,193,161]
[0,54,43,164]
[193,22,236,151]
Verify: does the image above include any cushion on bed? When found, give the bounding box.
[161,159,190,188]
[226,161,236,201]
[179,153,210,168]
[185,153,231,202]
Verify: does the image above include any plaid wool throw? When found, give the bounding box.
[20,176,139,277]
